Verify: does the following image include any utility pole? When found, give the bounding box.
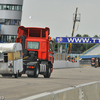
[72,7,78,37]
[70,7,80,53]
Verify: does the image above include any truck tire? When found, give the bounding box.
[33,66,39,78]
[27,75,32,77]
[44,65,51,78]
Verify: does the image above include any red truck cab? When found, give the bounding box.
[16,26,54,78]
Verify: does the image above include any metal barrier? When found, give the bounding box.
[20,81,100,100]
[79,59,91,66]
[54,53,93,67]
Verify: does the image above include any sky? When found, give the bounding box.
[21,0,100,38]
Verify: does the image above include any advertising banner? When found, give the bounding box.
[56,37,100,44]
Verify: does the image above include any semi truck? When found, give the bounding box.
[16,26,54,78]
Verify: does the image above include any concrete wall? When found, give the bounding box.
[20,81,100,100]
[53,60,80,69]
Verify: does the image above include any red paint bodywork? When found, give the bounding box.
[16,26,54,72]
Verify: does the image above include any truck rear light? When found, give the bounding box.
[32,66,34,68]
[28,66,31,68]
[28,66,34,69]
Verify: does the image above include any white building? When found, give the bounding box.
[0,0,23,43]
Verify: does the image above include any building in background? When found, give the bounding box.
[0,0,23,43]
[79,44,100,66]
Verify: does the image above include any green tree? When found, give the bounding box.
[83,34,90,37]
[94,35,98,37]
[76,34,82,37]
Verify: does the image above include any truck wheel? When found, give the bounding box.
[44,66,51,78]
[33,67,39,78]
[27,75,32,77]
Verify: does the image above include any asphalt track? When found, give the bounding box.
[0,66,100,100]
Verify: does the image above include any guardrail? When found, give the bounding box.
[79,59,91,67]
[20,81,100,100]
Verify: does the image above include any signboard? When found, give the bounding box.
[56,37,100,44]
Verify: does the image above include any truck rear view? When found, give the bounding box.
[16,26,54,78]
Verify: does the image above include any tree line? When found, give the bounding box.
[52,34,99,54]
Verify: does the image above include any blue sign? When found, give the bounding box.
[56,37,100,44]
